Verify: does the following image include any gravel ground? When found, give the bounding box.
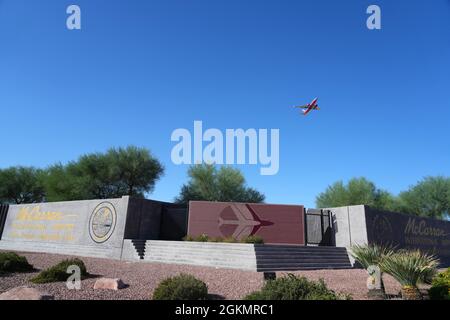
[0,251,428,300]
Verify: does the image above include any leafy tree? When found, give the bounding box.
[44,146,164,201]
[397,176,450,219]
[43,163,91,202]
[0,167,45,204]
[175,164,265,204]
[316,177,397,210]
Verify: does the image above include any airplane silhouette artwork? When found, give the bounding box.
[218,203,274,239]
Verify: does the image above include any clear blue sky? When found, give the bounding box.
[0,0,449,208]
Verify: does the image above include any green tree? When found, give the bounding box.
[43,163,91,202]
[44,146,164,201]
[316,177,397,210]
[397,176,450,219]
[0,167,46,204]
[175,164,265,204]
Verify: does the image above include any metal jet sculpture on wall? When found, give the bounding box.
[294,97,320,116]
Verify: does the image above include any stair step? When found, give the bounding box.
[257,266,353,271]
[256,257,349,261]
[257,262,351,267]
[144,257,256,268]
[255,253,348,258]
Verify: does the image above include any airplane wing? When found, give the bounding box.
[233,225,254,238]
[302,98,319,116]
[233,204,256,221]
[294,105,309,109]
[302,104,315,115]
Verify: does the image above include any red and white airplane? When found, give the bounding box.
[294,98,320,116]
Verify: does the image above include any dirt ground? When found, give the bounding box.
[0,251,428,300]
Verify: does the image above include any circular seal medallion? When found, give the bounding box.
[372,214,393,245]
[89,202,117,243]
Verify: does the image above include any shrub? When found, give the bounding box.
[0,252,34,274]
[182,234,265,244]
[380,250,439,300]
[30,258,88,284]
[183,234,210,242]
[153,274,208,300]
[350,244,395,298]
[350,244,394,270]
[182,235,194,241]
[429,268,450,300]
[222,236,237,243]
[244,274,350,300]
[241,235,264,244]
[195,234,209,242]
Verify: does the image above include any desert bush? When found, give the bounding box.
[380,250,439,300]
[183,234,210,242]
[30,258,88,284]
[194,234,209,242]
[183,234,265,244]
[222,236,238,243]
[152,274,208,300]
[182,235,194,241]
[350,244,394,270]
[244,274,350,300]
[350,244,394,298]
[240,235,264,244]
[0,252,34,274]
[428,268,450,300]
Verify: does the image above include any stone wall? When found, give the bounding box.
[0,197,130,259]
[327,205,450,267]
[188,201,305,245]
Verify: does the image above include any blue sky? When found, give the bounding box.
[0,0,449,208]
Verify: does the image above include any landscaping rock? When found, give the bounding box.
[0,286,54,300]
[94,278,126,291]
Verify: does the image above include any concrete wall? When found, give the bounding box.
[188,201,305,245]
[327,205,368,249]
[0,205,9,240]
[159,206,188,241]
[124,198,163,240]
[123,199,187,241]
[0,197,130,259]
[326,205,368,264]
[365,207,450,266]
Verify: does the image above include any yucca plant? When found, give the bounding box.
[350,244,395,299]
[380,250,439,300]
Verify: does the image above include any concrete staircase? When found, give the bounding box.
[131,240,146,260]
[254,245,352,271]
[136,241,352,271]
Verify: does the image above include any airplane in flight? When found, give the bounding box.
[294,98,320,116]
[218,204,274,239]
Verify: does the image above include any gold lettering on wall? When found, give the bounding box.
[8,206,79,243]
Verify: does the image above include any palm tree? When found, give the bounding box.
[380,250,439,300]
[350,244,395,299]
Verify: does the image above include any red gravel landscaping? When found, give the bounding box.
[0,251,426,300]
